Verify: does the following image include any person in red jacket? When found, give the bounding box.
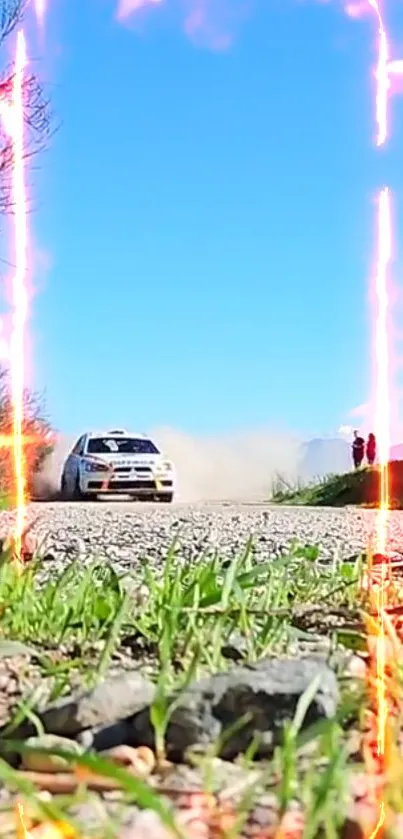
[366,432,376,466]
[352,430,365,469]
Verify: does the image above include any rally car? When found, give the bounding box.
[61,429,175,502]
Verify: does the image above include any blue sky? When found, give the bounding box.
[27,0,403,436]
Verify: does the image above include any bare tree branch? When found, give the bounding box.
[0,1,26,44]
[0,1,53,220]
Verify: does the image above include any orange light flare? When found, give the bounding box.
[373,187,391,554]
[362,0,403,833]
[0,433,48,447]
[371,185,392,768]
[364,7,392,762]
[16,802,74,839]
[16,803,33,838]
[357,1,403,834]
[368,801,386,839]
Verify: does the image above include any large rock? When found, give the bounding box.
[2,672,155,744]
[131,657,338,760]
[39,672,155,736]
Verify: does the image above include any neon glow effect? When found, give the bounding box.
[368,802,385,839]
[373,187,391,543]
[372,185,391,762]
[34,0,47,27]
[16,802,31,838]
[0,32,29,561]
[368,0,390,146]
[365,0,403,831]
[8,0,403,837]
[10,31,28,563]
[366,0,398,785]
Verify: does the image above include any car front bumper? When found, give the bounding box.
[80,474,174,495]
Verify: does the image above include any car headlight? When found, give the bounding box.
[156,461,172,473]
[83,460,110,473]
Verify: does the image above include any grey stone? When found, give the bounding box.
[131,657,338,760]
[37,672,155,737]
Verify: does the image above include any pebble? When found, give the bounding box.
[21,735,83,773]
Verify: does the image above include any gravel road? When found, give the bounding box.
[0,500,401,569]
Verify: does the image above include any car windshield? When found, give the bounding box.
[86,437,160,455]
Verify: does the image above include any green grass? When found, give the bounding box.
[0,540,363,692]
[0,539,399,837]
[0,490,12,510]
[272,459,403,508]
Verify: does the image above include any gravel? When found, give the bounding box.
[0,500,400,570]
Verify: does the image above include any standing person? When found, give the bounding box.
[366,432,376,466]
[352,430,365,470]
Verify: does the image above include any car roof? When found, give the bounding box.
[84,430,151,440]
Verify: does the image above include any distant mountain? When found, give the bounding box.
[298,438,351,482]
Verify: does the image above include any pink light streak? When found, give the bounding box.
[368,0,390,147]
[0,33,29,561]
[10,31,29,561]
[34,0,46,27]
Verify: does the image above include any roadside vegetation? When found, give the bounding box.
[0,539,401,837]
[272,460,403,508]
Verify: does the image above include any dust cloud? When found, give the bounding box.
[152,427,302,501]
[33,429,302,502]
[33,434,76,500]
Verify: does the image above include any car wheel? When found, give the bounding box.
[61,475,70,500]
[158,493,173,503]
[72,474,85,501]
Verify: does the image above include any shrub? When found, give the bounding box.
[0,366,54,499]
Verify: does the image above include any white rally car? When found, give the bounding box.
[61,429,175,502]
